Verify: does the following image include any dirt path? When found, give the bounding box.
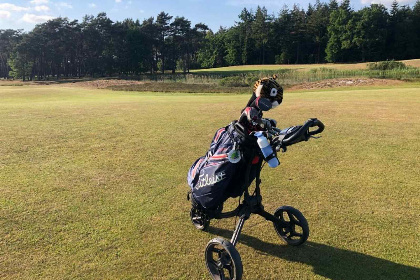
[288,78,404,91]
[0,79,145,89]
[49,79,145,89]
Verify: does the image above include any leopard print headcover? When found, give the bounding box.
[253,75,283,108]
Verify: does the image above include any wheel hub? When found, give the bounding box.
[219,252,232,267]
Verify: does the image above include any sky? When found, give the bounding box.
[0,0,418,32]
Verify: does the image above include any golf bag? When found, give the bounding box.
[187,122,260,210]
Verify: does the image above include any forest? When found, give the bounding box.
[0,0,419,80]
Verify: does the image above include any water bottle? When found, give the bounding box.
[254,132,279,168]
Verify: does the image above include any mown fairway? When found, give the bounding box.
[1,84,419,279]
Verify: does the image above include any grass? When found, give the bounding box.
[191,58,420,72]
[107,82,249,94]
[126,65,420,89]
[2,59,419,93]
[189,59,420,87]
[106,68,420,93]
[1,85,420,279]
[402,59,420,68]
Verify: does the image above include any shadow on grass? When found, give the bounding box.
[208,226,420,280]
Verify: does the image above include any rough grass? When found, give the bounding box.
[2,59,419,91]
[191,63,369,73]
[192,58,420,72]
[107,82,249,93]
[192,63,420,87]
[1,85,420,279]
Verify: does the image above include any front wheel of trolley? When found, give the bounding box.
[190,207,210,231]
[205,237,243,280]
[273,206,309,246]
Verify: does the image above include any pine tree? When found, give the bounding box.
[252,6,270,64]
[326,0,354,62]
[156,12,173,73]
[238,8,255,64]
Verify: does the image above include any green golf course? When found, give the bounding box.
[1,83,419,279]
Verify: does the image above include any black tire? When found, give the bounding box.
[205,237,243,280]
[273,206,309,246]
[190,207,210,231]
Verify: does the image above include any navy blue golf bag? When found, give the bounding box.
[187,122,260,210]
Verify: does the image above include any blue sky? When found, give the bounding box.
[0,0,417,32]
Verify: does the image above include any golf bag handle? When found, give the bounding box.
[281,118,324,147]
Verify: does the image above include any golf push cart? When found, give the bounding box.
[189,115,325,280]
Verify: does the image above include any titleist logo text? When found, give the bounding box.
[196,171,226,189]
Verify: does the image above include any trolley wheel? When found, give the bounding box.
[273,206,309,246]
[205,237,243,280]
[190,207,209,231]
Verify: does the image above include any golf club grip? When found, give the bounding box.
[281,125,306,146]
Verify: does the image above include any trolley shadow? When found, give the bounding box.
[208,226,420,280]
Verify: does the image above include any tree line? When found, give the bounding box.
[1,0,419,80]
[1,12,208,80]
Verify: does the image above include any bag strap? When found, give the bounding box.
[240,147,259,195]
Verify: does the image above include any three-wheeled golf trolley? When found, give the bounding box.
[188,118,324,280]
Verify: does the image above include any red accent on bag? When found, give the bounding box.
[252,156,260,164]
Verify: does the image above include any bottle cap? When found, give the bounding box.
[254,131,263,137]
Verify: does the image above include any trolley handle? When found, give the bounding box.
[308,118,325,136]
[280,118,324,147]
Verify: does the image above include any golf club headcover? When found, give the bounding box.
[249,75,283,109]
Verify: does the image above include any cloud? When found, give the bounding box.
[30,0,49,4]
[55,2,73,9]
[22,13,54,23]
[0,3,30,12]
[116,0,122,3]
[34,5,50,12]
[88,3,97,8]
[226,0,283,7]
[360,0,414,5]
[0,10,11,19]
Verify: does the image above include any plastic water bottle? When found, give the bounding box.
[254,132,279,168]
